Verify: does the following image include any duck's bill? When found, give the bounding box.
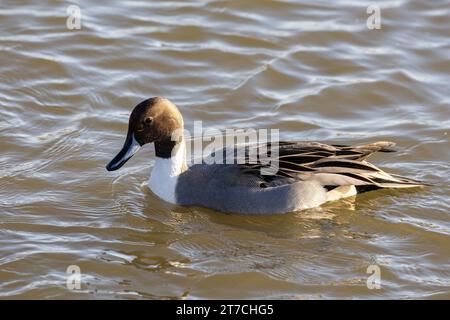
[106,133,141,171]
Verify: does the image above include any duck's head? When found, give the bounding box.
[106,97,184,171]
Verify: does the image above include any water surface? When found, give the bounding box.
[0,0,449,299]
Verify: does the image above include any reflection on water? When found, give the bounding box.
[0,0,449,299]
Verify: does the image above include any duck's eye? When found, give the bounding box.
[144,117,153,126]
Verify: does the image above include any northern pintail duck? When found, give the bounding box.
[106,97,424,214]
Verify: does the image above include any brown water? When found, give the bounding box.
[1,0,449,299]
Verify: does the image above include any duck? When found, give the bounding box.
[106,97,425,214]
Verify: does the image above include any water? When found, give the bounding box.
[0,0,449,299]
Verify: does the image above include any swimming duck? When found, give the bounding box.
[106,97,424,214]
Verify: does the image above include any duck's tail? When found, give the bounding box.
[311,158,427,188]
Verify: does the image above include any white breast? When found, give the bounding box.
[148,141,186,204]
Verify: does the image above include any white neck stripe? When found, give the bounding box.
[148,140,186,204]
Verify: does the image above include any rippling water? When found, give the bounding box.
[1,0,449,299]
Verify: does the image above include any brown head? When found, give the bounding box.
[106,97,184,171]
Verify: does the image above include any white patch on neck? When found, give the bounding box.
[148,140,186,204]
